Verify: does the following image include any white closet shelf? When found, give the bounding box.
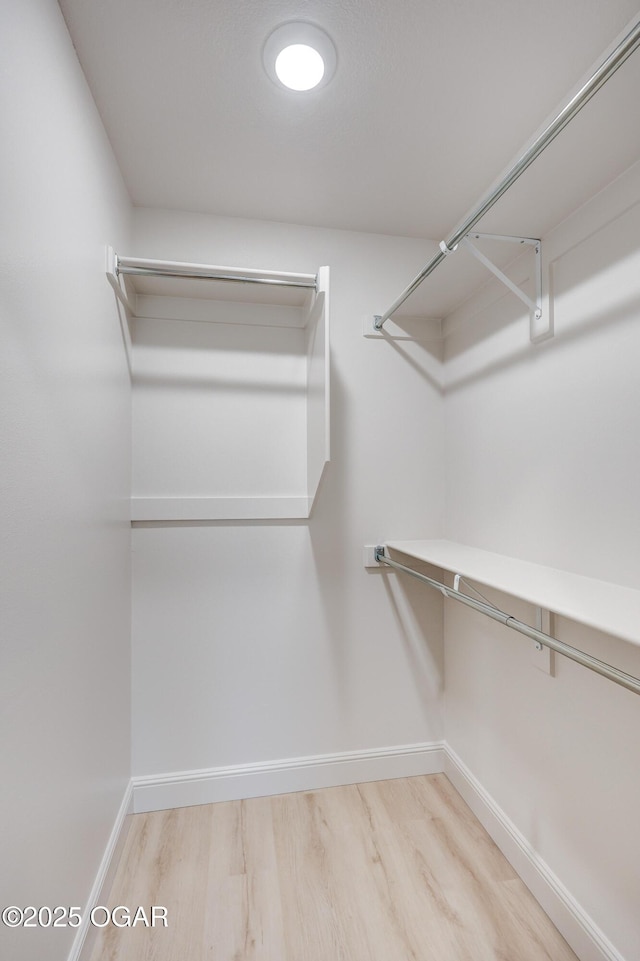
[106,247,317,323]
[367,17,640,335]
[131,496,311,522]
[122,253,330,522]
[384,540,640,648]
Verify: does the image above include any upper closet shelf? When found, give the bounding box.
[106,247,317,326]
[369,16,640,340]
[382,540,640,648]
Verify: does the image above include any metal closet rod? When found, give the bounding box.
[374,548,640,697]
[375,17,640,329]
[116,254,317,289]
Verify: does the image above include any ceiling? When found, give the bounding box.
[59,0,640,241]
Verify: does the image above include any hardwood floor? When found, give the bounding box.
[90,774,578,961]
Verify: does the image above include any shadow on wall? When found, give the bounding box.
[445,283,640,394]
[132,314,306,354]
[377,562,445,728]
[307,370,351,725]
[307,355,444,742]
[370,316,445,395]
[444,198,640,391]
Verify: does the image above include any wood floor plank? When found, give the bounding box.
[89,775,579,961]
[203,796,286,960]
[271,786,362,960]
[355,780,476,960]
[285,783,431,961]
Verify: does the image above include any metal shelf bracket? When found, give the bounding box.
[105,246,136,315]
[371,232,544,339]
[460,233,542,337]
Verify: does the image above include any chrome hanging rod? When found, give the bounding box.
[116,254,317,289]
[374,17,640,330]
[374,547,640,697]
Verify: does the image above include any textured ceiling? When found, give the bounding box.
[59,0,640,239]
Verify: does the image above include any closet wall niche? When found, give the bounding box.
[107,250,330,521]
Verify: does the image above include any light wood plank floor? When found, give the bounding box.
[90,774,578,960]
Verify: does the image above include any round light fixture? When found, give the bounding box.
[264,22,336,92]
[275,44,325,91]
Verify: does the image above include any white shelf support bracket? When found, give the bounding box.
[453,572,504,614]
[105,246,136,315]
[461,233,543,341]
[531,606,555,675]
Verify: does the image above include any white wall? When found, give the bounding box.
[131,208,446,777]
[443,161,640,959]
[132,314,308,501]
[6,4,635,953]
[0,3,131,960]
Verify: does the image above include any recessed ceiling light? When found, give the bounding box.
[264,22,336,92]
[275,44,325,91]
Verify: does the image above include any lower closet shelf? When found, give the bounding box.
[384,540,640,648]
[131,496,310,521]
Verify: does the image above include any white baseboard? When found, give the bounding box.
[132,741,445,813]
[444,746,625,961]
[74,746,624,961]
[67,780,134,961]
